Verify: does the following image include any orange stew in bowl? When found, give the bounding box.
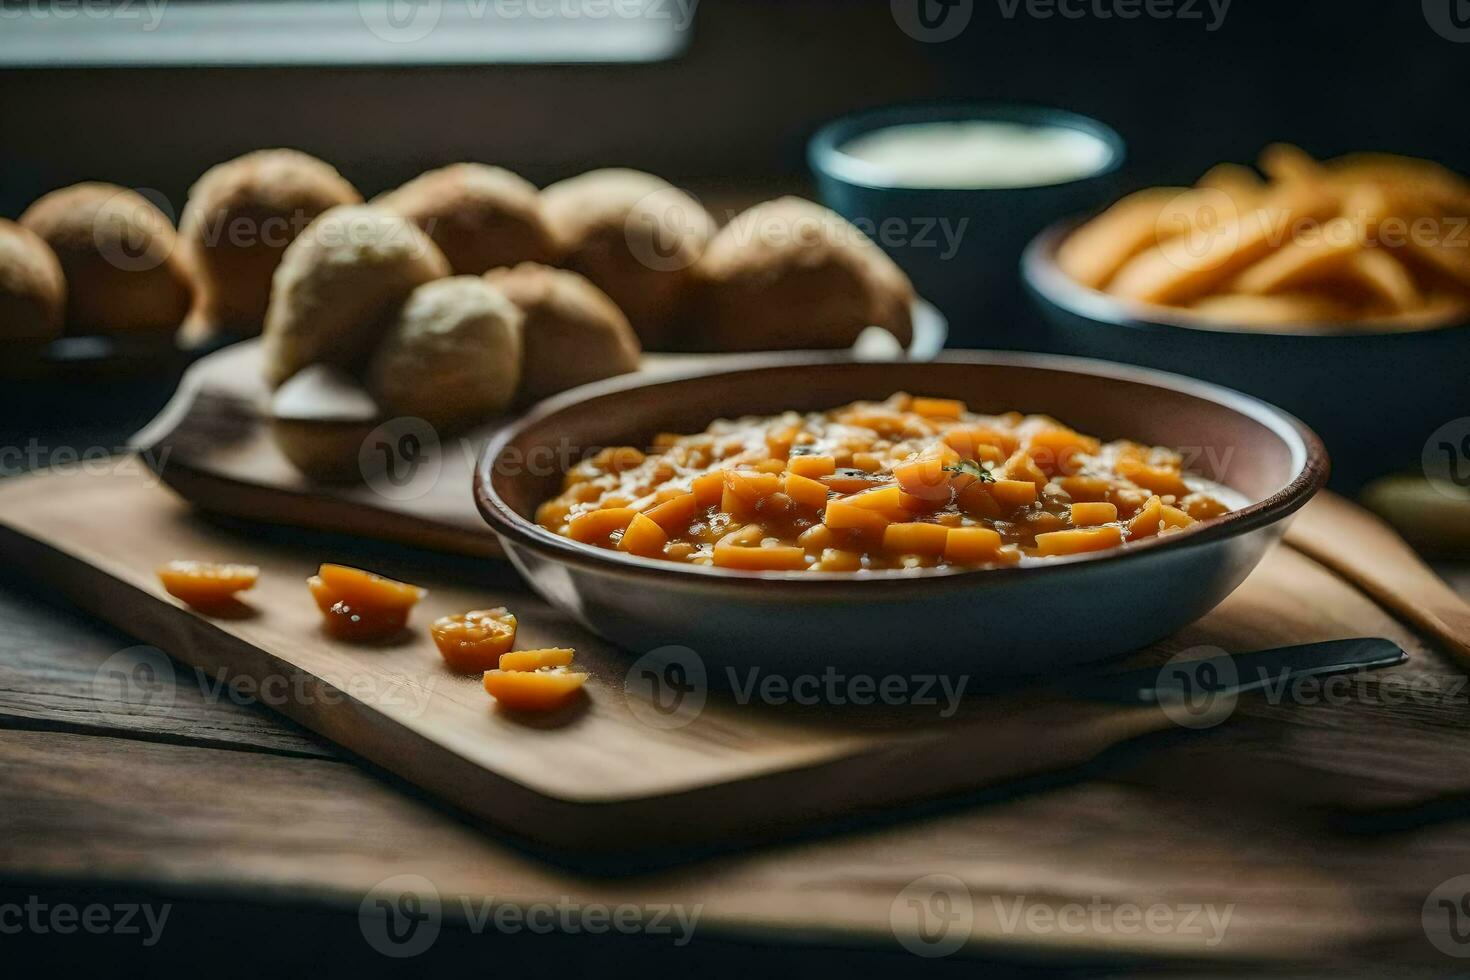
[534,394,1235,572]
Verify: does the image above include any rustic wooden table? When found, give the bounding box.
[4,418,1470,976]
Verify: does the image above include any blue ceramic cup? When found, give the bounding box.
[809,102,1124,350]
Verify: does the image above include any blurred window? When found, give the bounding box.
[0,0,696,66]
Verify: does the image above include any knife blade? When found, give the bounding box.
[1067,637,1408,705]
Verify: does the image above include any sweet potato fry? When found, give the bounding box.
[1055,187,1185,289]
[1195,162,1264,203]
[1232,216,1360,294]
[1344,249,1421,312]
[1110,184,1337,305]
[1259,143,1324,184]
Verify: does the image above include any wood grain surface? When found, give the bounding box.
[3,465,1470,964]
[0,464,1173,851]
[1288,490,1470,669]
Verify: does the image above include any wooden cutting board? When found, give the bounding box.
[132,339,508,557]
[0,462,1442,854]
[133,311,946,558]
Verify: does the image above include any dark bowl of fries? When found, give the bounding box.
[1023,145,1470,490]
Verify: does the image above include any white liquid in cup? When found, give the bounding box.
[836,120,1113,190]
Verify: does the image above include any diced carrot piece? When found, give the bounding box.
[644,492,701,533]
[798,523,834,550]
[536,499,572,528]
[1069,501,1118,527]
[1001,450,1049,488]
[911,397,965,418]
[431,608,518,673]
[882,522,949,555]
[892,444,960,501]
[823,499,891,534]
[691,471,726,507]
[483,667,588,711]
[815,548,863,571]
[566,507,638,543]
[158,560,259,609]
[590,446,645,472]
[1034,526,1125,556]
[316,563,425,611]
[1028,511,1068,534]
[783,472,830,509]
[845,484,906,513]
[1161,504,1195,530]
[820,469,887,494]
[1026,428,1101,477]
[618,512,668,557]
[956,481,1002,519]
[943,526,1003,563]
[989,479,1039,510]
[308,574,417,641]
[850,451,885,472]
[1058,475,1112,501]
[898,490,939,513]
[712,544,810,570]
[499,647,575,671]
[1127,495,1165,538]
[787,454,837,478]
[317,602,411,641]
[1107,488,1144,517]
[766,424,800,457]
[720,486,746,517]
[1181,492,1230,520]
[943,426,1018,460]
[723,470,781,502]
[1117,457,1191,497]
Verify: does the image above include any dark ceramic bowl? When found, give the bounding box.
[809,102,1124,349]
[475,354,1326,678]
[1023,218,1470,491]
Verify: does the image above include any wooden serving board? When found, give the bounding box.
[133,339,508,557]
[0,462,1449,855]
[134,310,945,558]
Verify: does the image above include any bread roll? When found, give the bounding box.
[269,364,381,483]
[374,163,557,276]
[261,206,450,387]
[484,262,641,403]
[694,196,914,351]
[541,168,714,348]
[180,149,361,339]
[0,218,65,342]
[367,276,523,431]
[19,182,191,335]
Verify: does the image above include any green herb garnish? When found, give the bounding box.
[942,459,995,482]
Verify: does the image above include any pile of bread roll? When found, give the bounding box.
[4,149,916,478]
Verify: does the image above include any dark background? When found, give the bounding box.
[2,0,1467,216]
